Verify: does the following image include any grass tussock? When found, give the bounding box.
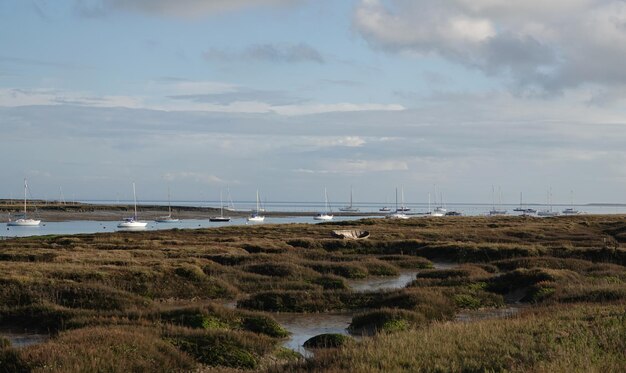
[21,327,196,373]
[286,303,626,373]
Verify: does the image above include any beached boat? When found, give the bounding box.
[332,230,370,240]
[7,179,41,227]
[118,183,147,228]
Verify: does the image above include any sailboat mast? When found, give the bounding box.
[23,179,27,214]
[428,192,431,213]
[220,190,224,217]
[395,188,398,212]
[168,187,172,216]
[324,187,329,212]
[256,190,260,212]
[350,186,353,208]
[132,182,138,219]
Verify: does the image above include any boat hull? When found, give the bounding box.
[117,221,148,228]
[209,217,231,222]
[314,214,333,221]
[339,208,359,212]
[155,218,179,223]
[386,213,410,220]
[7,219,41,227]
[247,216,265,222]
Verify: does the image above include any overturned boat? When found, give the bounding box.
[332,230,370,240]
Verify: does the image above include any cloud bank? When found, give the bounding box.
[354,0,626,93]
[75,0,301,18]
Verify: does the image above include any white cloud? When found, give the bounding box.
[272,103,405,116]
[354,0,626,93]
[0,86,404,116]
[76,0,301,18]
[163,171,233,185]
[300,159,410,174]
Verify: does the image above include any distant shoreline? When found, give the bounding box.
[0,201,381,222]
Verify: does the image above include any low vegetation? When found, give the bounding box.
[0,215,624,371]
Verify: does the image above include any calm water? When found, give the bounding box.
[0,216,376,238]
[274,313,354,357]
[0,329,50,348]
[83,199,626,216]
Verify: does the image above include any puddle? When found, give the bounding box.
[347,271,420,292]
[432,262,459,270]
[273,313,354,357]
[0,330,50,348]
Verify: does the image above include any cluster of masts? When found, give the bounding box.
[6,180,584,228]
[489,187,582,217]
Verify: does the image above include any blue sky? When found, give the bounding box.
[2,0,626,204]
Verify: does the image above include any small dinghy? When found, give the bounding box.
[332,230,370,240]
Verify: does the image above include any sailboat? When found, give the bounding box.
[379,195,392,212]
[314,188,334,221]
[431,189,447,217]
[210,191,231,222]
[247,190,265,222]
[538,187,559,217]
[513,192,537,214]
[7,179,41,226]
[387,187,410,219]
[489,186,507,216]
[562,190,581,215]
[117,182,148,228]
[155,187,179,223]
[339,186,359,212]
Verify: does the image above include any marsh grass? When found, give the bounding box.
[285,303,626,373]
[0,216,625,371]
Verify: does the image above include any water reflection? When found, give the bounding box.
[0,330,50,348]
[273,313,354,357]
[347,271,420,292]
[0,216,376,238]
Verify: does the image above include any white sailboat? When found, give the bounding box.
[339,186,359,212]
[562,190,582,215]
[247,190,265,222]
[7,179,41,226]
[431,189,446,217]
[489,186,507,216]
[155,187,179,223]
[513,192,537,215]
[387,187,410,219]
[314,188,333,221]
[118,182,148,228]
[210,191,231,222]
[538,187,559,217]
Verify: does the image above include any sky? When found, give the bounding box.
[2,0,626,204]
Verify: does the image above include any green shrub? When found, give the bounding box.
[311,276,348,290]
[241,315,289,338]
[349,309,426,334]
